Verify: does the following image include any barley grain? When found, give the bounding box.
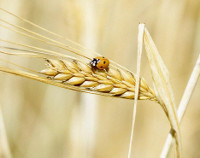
[40,59,157,101]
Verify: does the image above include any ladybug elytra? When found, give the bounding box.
[90,56,109,70]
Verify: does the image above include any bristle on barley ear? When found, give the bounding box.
[40,59,157,101]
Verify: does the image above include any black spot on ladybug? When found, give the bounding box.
[103,61,106,64]
[101,66,103,68]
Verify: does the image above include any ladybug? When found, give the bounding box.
[90,56,109,70]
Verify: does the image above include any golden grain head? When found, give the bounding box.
[40,58,157,101]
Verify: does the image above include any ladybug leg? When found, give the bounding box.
[91,66,96,73]
[47,76,53,80]
[105,67,109,72]
[103,68,109,76]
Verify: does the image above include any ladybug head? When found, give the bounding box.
[90,58,100,67]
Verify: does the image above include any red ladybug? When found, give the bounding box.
[90,56,109,70]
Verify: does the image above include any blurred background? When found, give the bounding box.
[0,0,199,158]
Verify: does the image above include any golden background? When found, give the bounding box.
[0,0,199,158]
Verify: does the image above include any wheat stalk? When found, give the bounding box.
[39,58,157,101]
[161,53,200,157]
[0,6,157,102]
[0,8,183,158]
[144,27,181,157]
[0,46,157,102]
[128,24,145,158]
